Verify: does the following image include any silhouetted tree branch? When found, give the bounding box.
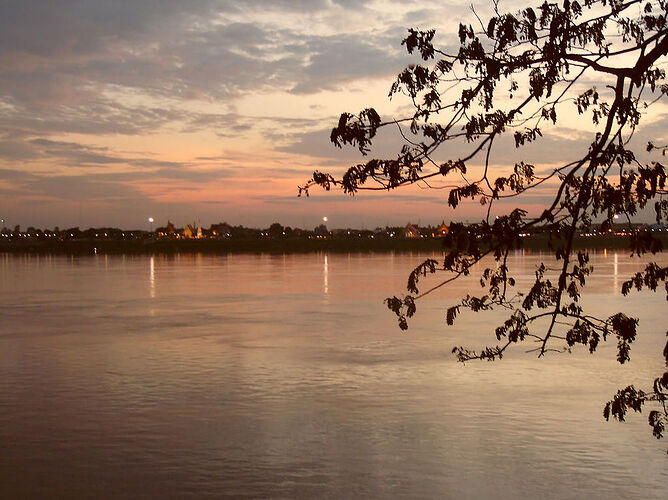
[302,0,668,450]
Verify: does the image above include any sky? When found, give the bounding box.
[0,0,666,231]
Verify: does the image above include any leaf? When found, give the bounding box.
[446,305,460,326]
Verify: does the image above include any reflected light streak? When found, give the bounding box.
[613,252,618,294]
[323,254,329,296]
[149,255,156,300]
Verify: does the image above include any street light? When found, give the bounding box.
[148,217,154,233]
[322,216,328,223]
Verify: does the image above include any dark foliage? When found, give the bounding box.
[303,0,668,450]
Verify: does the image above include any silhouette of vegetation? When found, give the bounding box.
[302,0,668,450]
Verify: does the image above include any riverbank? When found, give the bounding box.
[1,233,666,255]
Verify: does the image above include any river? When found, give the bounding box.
[0,251,666,498]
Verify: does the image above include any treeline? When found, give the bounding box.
[0,221,441,241]
[1,221,665,255]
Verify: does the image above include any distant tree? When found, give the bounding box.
[64,227,81,238]
[268,222,285,237]
[303,0,668,448]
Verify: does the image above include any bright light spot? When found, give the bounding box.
[613,214,620,220]
[322,216,328,222]
[148,217,154,223]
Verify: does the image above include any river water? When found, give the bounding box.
[0,251,666,498]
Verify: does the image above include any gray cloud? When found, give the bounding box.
[0,137,187,169]
[289,33,407,94]
[26,175,143,201]
[0,140,41,161]
[0,1,219,57]
[277,125,412,163]
[0,2,410,108]
[28,139,125,165]
[0,1,420,163]
[0,99,185,137]
[0,167,35,181]
[219,0,373,13]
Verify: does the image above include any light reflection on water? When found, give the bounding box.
[0,251,666,498]
[324,253,328,296]
[614,252,619,293]
[149,255,155,300]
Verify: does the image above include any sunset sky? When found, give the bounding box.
[1,0,666,230]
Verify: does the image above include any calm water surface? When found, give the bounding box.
[0,251,666,498]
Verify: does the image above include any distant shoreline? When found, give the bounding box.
[1,234,666,255]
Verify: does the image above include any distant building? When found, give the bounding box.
[404,223,421,238]
[182,220,204,239]
[433,221,449,238]
[157,220,177,237]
